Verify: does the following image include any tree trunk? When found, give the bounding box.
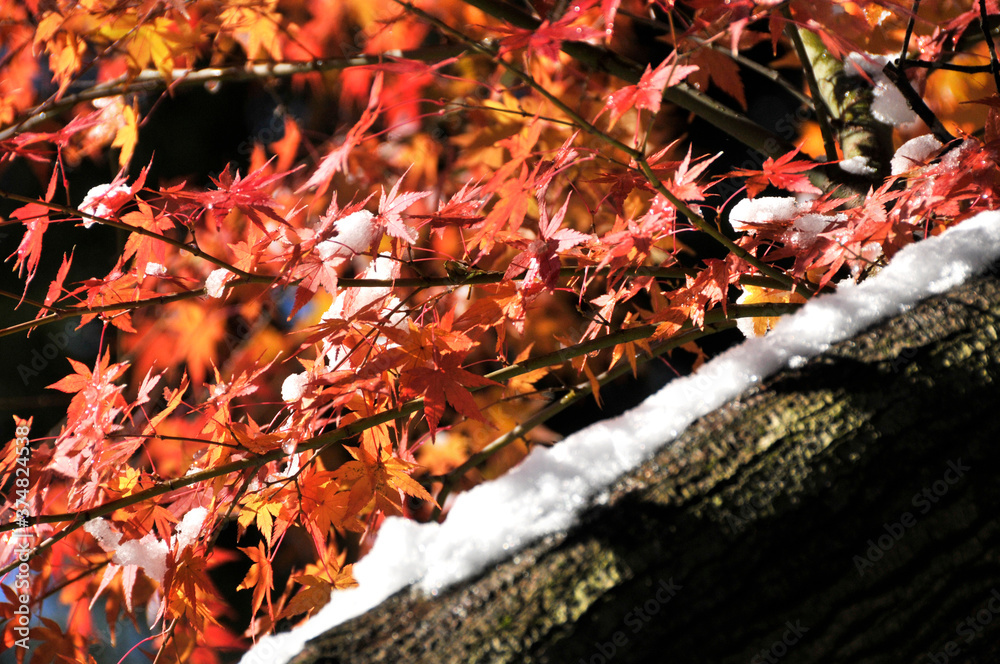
[291,266,1000,664]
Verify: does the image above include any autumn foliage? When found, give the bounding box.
[2,0,1000,660]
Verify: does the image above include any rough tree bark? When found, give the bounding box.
[291,265,1000,664]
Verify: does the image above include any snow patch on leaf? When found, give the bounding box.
[84,518,168,583]
[80,181,133,227]
[282,371,310,402]
[729,196,799,230]
[206,268,234,299]
[173,507,208,551]
[891,134,944,175]
[317,210,379,260]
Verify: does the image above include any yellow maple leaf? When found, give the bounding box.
[238,490,286,545]
[97,14,198,81]
[219,1,284,61]
[736,285,808,337]
[111,102,138,168]
[35,13,87,95]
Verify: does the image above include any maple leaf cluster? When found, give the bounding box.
[1,0,999,660]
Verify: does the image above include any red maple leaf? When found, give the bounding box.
[503,193,590,295]
[376,168,430,244]
[196,161,292,231]
[495,1,603,60]
[730,148,823,198]
[602,53,699,128]
[8,202,51,293]
[668,145,720,202]
[39,250,73,316]
[298,73,383,196]
[684,0,776,54]
[411,181,487,232]
[400,354,500,436]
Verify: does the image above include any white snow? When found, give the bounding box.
[144,262,167,276]
[322,253,399,321]
[173,507,208,551]
[839,155,876,176]
[729,197,839,248]
[281,371,309,402]
[79,182,132,228]
[84,508,207,586]
[205,268,233,299]
[84,519,168,584]
[843,53,918,127]
[317,210,379,260]
[240,211,1000,664]
[729,196,798,231]
[793,213,834,234]
[891,134,943,175]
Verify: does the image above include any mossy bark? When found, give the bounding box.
[291,266,1000,664]
[795,29,895,183]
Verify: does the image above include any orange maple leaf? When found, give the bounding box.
[237,541,274,621]
[400,354,500,437]
[120,200,175,277]
[332,440,435,517]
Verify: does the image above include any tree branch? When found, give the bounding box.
[0,46,466,141]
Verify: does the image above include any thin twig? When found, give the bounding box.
[0,287,64,314]
[0,265,689,339]
[783,9,839,162]
[886,0,955,146]
[0,262,809,341]
[0,189,251,278]
[882,61,956,145]
[456,0,802,163]
[151,618,180,664]
[614,9,811,107]
[900,0,921,64]
[980,0,1000,92]
[898,60,994,73]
